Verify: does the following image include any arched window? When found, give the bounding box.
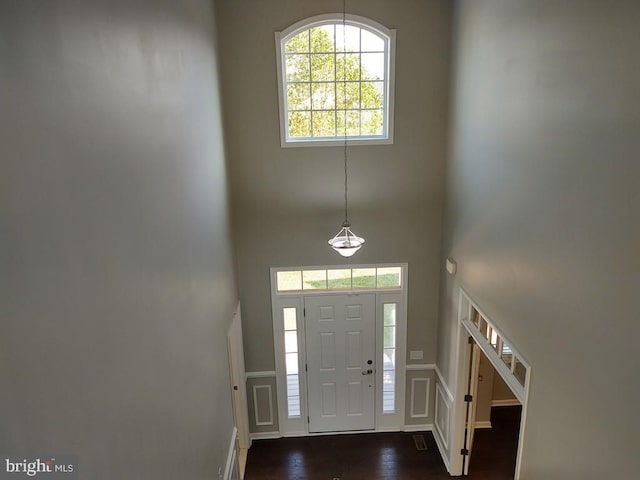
[275,14,396,146]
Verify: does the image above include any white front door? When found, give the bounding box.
[304,294,375,433]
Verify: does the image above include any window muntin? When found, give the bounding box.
[468,305,529,389]
[382,303,397,413]
[283,307,301,417]
[513,357,527,386]
[500,342,513,370]
[276,15,395,146]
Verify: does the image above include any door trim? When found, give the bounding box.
[450,288,530,478]
[270,264,408,437]
[227,303,251,450]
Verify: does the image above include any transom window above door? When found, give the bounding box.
[275,266,402,293]
[275,14,396,147]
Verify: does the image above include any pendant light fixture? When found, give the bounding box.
[328,0,365,258]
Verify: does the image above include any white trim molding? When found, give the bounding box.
[451,287,532,479]
[403,424,433,432]
[409,377,431,419]
[249,431,281,442]
[459,288,530,404]
[434,365,455,403]
[252,385,274,426]
[434,383,451,450]
[246,371,277,379]
[223,427,238,480]
[405,363,436,371]
[433,423,451,473]
[492,399,521,407]
[474,421,492,429]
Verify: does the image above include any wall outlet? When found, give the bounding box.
[409,350,424,360]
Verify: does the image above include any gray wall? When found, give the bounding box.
[438,0,639,478]
[493,369,517,403]
[476,351,518,425]
[216,0,451,374]
[0,1,238,478]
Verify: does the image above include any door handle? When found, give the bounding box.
[362,369,373,375]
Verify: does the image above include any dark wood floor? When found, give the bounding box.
[467,406,521,479]
[244,406,521,480]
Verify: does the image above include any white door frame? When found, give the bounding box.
[227,303,251,450]
[450,289,530,478]
[270,264,408,437]
[461,341,481,475]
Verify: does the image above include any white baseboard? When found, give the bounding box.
[282,431,309,438]
[374,426,403,433]
[249,431,281,441]
[403,424,433,432]
[492,399,520,407]
[474,420,492,429]
[432,427,451,473]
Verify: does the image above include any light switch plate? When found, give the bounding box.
[409,350,423,360]
[446,257,457,275]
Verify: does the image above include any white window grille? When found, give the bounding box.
[275,14,396,146]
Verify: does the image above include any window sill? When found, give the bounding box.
[281,137,394,148]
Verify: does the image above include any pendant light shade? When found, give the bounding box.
[328,221,365,257]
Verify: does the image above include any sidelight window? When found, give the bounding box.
[283,307,301,417]
[382,303,397,413]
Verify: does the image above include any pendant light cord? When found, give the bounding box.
[344,142,348,225]
[343,0,349,226]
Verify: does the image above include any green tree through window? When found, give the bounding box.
[283,23,387,140]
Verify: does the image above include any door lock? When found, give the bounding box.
[362,369,373,375]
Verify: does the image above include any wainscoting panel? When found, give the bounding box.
[246,375,279,434]
[253,385,273,426]
[434,383,451,450]
[404,367,436,426]
[410,377,430,418]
